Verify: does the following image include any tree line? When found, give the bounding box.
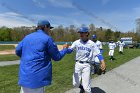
[0,24,140,42]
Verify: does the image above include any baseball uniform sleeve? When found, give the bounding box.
[99,41,103,49]
[15,41,23,57]
[47,37,68,61]
[67,41,76,54]
[93,43,104,61]
[99,41,104,54]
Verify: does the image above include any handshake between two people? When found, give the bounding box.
[63,44,69,49]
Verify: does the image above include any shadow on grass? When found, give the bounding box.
[91,87,106,93]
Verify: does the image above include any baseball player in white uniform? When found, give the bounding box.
[108,40,116,60]
[91,34,104,75]
[117,40,125,54]
[67,27,106,93]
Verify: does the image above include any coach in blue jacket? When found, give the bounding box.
[16,20,68,93]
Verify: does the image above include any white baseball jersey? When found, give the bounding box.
[70,39,100,62]
[95,40,103,50]
[69,39,101,93]
[118,41,125,52]
[108,42,116,56]
[108,42,116,50]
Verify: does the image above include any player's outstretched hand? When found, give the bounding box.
[101,60,106,71]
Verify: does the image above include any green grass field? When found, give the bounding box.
[0,55,19,61]
[0,46,140,93]
[0,45,15,51]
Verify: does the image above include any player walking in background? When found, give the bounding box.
[91,34,104,75]
[117,40,125,54]
[108,39,116,60]
[67,27,106,93]
[92,34,103,54]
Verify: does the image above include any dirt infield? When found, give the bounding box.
[0,45,63,55]
[0,44,17,47]
[0,50,15,55]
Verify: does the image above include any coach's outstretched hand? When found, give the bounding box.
[63,44,69,49]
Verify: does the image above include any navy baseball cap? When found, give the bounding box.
[78,27,89,33]
[92,34,97,39]
[37,20,54,29]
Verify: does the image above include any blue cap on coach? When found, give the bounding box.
[78,27,89,33]
[92,34,97,39]
[37,20,54,29]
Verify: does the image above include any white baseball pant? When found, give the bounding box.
[73,62,91,93]
[119,46,123,52]
[109,50,114,56]
[20,86,45,93]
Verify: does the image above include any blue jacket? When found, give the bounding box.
[15,29,68,88]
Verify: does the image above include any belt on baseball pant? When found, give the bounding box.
[76,60,89,64]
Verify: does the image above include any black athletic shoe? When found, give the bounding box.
[79,84,85,93]
[79,88,85,93]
